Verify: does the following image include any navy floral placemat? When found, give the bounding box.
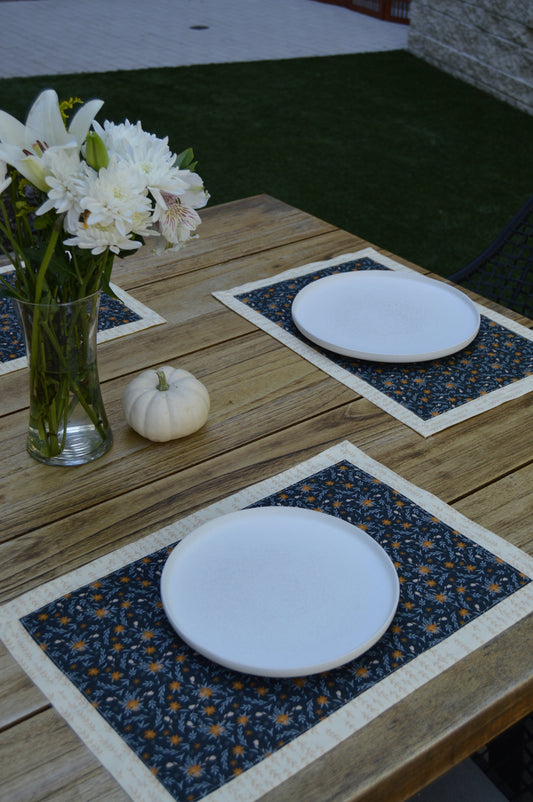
[0,266,166,375]
[213,248,533,436]
[2,442,532,802]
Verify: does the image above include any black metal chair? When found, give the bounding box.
[473,714,533,802]
[449,195,533,319]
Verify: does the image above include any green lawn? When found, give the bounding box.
[1,50,531,277]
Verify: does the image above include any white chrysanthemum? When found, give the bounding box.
[92,119,169,163]
[64,221,143,255]
[93,119,189,202]
[62,157,154,254]
[76,156,153,239]
[36,149,86,231]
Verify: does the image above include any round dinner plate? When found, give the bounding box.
[160,507,399,677]
[291,270,481,362]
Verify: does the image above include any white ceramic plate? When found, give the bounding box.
[160,507,399,677]
[291,270,480,362]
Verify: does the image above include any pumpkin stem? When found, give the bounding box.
[156,370,170,391]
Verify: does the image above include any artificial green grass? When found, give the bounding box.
[1,51,532,277]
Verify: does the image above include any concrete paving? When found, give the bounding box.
[0,0,408,78]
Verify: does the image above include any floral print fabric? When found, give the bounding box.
[21,459,530,802]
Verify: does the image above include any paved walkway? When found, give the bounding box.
[0,0,408,78]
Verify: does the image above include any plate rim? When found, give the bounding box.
[291,270,481,363]
[160,506,400,677]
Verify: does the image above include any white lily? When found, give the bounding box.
[0,89,103,192]
[0,158,10,194]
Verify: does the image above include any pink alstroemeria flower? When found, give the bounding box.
[153,191,202,253]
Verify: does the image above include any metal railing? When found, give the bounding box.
[350,0,410,23]
[315,0,411,23]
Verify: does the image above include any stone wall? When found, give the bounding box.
[408,0,533,115]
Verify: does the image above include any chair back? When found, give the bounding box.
[449,196,533,318]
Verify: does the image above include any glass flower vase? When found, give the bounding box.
[16,291,113,466]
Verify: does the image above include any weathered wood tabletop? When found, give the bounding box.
[1,194,532,801]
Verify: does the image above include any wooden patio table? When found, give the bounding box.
[0,194,531,801]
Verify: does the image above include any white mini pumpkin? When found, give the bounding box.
[122,366,210,442]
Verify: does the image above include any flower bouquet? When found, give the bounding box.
[0,89,208,465]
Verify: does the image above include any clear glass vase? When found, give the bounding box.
[16,291,113,466]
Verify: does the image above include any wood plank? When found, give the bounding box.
[1,393,532,606]
[369,394,533,507]
[0,707,128,802]
[109,194,338,290]
[0,333,356,539]
[0,399,385,603]
[3,290,532,541]
[455,461,533,553]
[0,643,49,729]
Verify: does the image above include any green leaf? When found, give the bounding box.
[175,148,196,170]
[32,215,51,231]
[0,278,19,300]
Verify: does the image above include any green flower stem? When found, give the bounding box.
[21,292,108,459]
[40,310,107,438]
[27,224,62,429]
[34,220,62,304]
[0,201,28,300]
